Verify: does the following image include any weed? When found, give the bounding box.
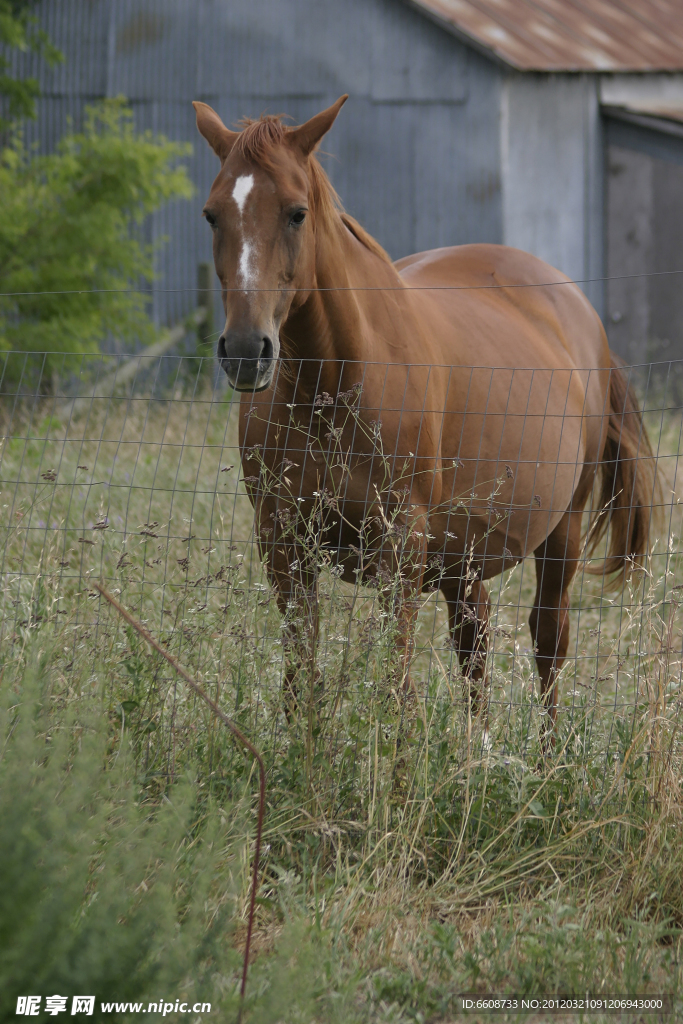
[1,361,682,1020]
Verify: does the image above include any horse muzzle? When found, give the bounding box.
[217,331,276,391]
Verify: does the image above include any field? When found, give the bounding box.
[2,358,683,1023]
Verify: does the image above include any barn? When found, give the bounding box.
[11,0,683,362]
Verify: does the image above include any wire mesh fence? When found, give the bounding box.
[1,349,682,845]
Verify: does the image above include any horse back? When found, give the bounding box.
[396,244,609,376]
[396,241,610,450]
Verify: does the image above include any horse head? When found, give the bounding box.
[193,95,347,391]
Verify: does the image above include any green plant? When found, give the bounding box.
[0,646,365,1023]
[0,99,193,383]
[0,0,62,131]
[1,381,682,1021]
[0,649,240,1022]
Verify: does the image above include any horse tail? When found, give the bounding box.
[585,355,659,584]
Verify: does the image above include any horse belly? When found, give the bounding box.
[437,367,587,569]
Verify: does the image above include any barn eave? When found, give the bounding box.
[402,0,683,75]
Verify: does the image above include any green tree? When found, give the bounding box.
[0,99,193,381]
[0,0,62,130]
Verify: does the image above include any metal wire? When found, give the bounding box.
[0,348,680,820]
[93,582,264,1019]
[0,350,675,937]
[5,266,683,297]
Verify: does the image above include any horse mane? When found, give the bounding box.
[235,114,392,265]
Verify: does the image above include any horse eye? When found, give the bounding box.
[203,210,217,228]
[290,209,307,227]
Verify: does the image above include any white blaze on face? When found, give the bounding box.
[232,174,254,215]
[232,174,258,291]
[238,240,256,288]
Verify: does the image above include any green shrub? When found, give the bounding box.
[0,0,62,130]
[0,648,353,1023]
[0,650,237,1022]
[0,99,193,382]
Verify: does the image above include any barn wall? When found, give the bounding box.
[605,145,683,364]
[9,0,505,334]
[601,71,683,363]
[500,73,604,319]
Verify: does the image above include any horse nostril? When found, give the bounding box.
[217,331,273,378]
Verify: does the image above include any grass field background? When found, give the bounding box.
[1,356,683,1022]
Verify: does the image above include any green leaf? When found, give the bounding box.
[0,99,193,387]
[0,0,64,130]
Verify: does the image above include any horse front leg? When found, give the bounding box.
[442,578,491,717]
[275,580,320,719]
[376,517,429,700]
[263,531,320,719]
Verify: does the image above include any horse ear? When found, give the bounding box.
[193,101,238,161]
[288,95,348,157]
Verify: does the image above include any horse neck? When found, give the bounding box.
[281,213,406,389]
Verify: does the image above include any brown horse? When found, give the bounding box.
[193,95,656,740]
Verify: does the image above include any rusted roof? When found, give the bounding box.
[408,0,683,71]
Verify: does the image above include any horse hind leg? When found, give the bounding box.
[444,578,491,717]
[529,509,582,750]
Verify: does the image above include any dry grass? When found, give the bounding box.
[2,366,683,1021]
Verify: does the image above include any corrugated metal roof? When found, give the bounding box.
[408,0,683,71]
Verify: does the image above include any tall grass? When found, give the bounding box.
[1,362,682,1021]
